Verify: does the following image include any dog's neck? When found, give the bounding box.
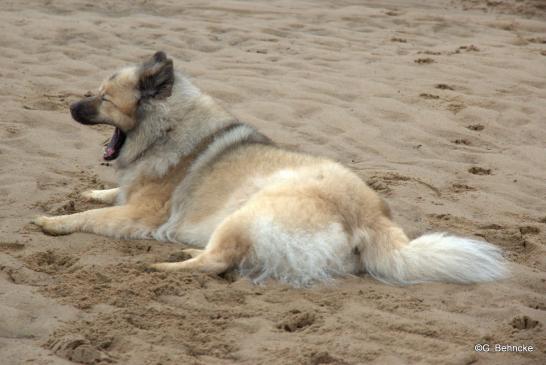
[115,75,235,177]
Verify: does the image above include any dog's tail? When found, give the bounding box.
[361,220,508,285]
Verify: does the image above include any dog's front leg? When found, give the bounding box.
[81,187,119,205]
[32,205,152,239]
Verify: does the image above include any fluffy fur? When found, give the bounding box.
[32,52,508,287]
[364,233,508,285]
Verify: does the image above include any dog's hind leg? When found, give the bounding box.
[151,213,252,274]
[81,188,119,204]
[32,205,154,239]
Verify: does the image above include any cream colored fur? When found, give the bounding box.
[33,54,508,287]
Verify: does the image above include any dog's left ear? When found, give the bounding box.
[138,51,174,99]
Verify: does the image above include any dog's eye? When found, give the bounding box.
[101,96,111,103]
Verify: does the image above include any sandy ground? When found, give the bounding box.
[1,0,545,364]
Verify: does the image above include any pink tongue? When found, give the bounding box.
[104,146,116,158]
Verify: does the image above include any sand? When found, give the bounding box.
[1,0,545,364]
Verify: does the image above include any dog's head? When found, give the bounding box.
[70,51,174,160]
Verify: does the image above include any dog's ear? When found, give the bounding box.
[138,51,174,99]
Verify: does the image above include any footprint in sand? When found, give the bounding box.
[48,336,111,364]
[450,183,476,193]
[468,166,491,175]
[419,93,440,100]
[435,83,455,90]
[447,102,466,114]
[414,57,435,64]
[277,310,318,332]
[526,300,546,311]
[1,124,26,139]
[467,124,484,131]
[0,241,25,252]
[519,226,540,236]
[527,37,546,44]
[451,45,480,54]
[23,250,77,275]
[418,51,442,56]
[452,138,471,145]
[510,315,540,330]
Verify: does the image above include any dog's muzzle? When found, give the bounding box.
[70,97,99,125]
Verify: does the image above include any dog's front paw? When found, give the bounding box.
[81,190,98,202]
[31,216,72,236]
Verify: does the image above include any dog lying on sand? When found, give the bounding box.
[33,52,507,286]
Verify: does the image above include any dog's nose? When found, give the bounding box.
[70,101,80,120]
[70,98,98,125]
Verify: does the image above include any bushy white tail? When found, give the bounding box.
[365,232,508,285]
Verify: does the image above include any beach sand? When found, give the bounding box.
[0,1,545,364]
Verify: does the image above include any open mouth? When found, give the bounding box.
[103,127,127,161]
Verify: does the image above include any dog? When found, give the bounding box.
[32,51,507,286]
